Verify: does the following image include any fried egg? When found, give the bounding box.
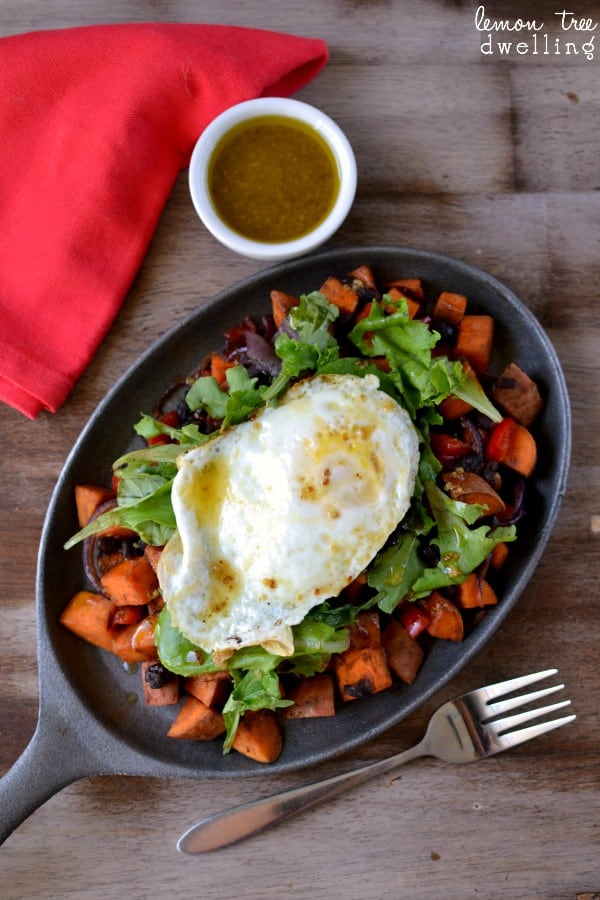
[157,373,419,659]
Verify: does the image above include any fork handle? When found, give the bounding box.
[177,741,426,854]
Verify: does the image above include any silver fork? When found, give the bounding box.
[177,668,574,854]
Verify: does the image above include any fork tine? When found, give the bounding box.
[490,699,572,735]
[477,668,558,703]
[492,712,576,750]
[484,683,565,718]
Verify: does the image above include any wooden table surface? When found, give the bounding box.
[1,2,598,898]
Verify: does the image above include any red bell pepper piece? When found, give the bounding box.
[485,417,513,463]
[430,432,471,467]
[147,410,180,446]
[400,605,431,639]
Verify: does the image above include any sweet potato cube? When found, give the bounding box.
[270,289,299,327]
[130,613,159,657]
[100,555,159,606]
[386,286,420,319]
[282,673,336,719]
[74,484,116,527]
[334,647,393,701]
[111,604,145,627]
[455,315,494,374]
[350,265,378,291]
[111,622,158,663]
[348,609,381,649]
[386,277,424,300]
[184,672,232,710]
[456,573,499,609]
[232,709,283,763]
[490,542,509,569]
[167,696,226,740]
[381,619,424,685]
[491,362,543,427]
[141,661,180,706]
[144,545,163,572]
[319,276,359,315]
[60,590,116,652]
[433,291,467,326]
[421,591,464,642]
[441,470,505,517]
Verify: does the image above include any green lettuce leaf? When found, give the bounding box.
[155,606,218,676]
[410,482,516,596]
[367,480,516,610]
[367,531,427,614]
[348,298,502,422]
[450,373,503,424]
[133,413,208,445]
[263,292,340,402]
[185,365,266,428]
[63,479,177,549]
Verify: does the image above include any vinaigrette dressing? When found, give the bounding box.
[207,115,340,243]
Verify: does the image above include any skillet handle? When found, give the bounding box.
[0,714,93,846]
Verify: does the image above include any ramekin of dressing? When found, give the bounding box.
[188,98,357,261]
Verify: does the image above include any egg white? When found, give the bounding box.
[157,373,419,659]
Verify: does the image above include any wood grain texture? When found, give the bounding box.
[1,1,599,898]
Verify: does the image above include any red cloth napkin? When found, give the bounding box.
[0,24,328,418]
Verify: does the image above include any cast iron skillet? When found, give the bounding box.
[0,246,571,845]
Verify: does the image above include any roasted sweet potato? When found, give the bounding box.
[144,545,163,572]
[60,590,116,652]
[433,291,467,326]
[130,613,159,657]
[490,541,509,569]
[491,362,543,427]
[184,672,232,710]
[455,314,494,374]
[100,555,159,606]
[167,696,226,740]
[350,264,378,292]
[270,289,299,327]
[334,646,393,701]
[210,353,235,386]
[141,661,180,706]
[146,594,165,616]
[385,277,424,301]
[456,573,498,609]
[80,494,137,540]
[442,469,505,517]
[348,609,381,649]
[381,618,424,685]
[111,604,145,627]
[74,484,115,527]
[319,275,359,315]
[421,592,464,642]
[282,673,336,719]
[438,394,473,421]
[232,709,283,763]
[385,286,420,319]
[111,622,157,663]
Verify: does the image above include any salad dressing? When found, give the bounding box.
[207,115,340,243]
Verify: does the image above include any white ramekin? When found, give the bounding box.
[188,97,357,261]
